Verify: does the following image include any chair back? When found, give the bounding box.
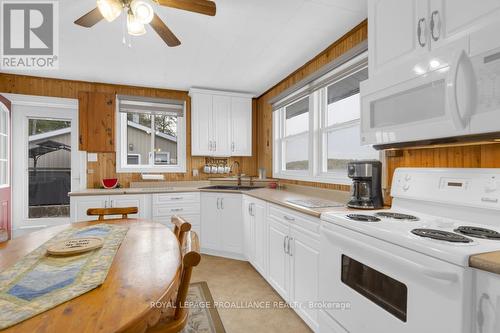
[171,216,191,242]
[174,231,201,322]
[86,207,138,220]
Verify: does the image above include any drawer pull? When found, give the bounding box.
[284,215,295,221]
[170,197,183,200]
[171,208,184,212]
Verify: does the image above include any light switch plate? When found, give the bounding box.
[87,153,98,162]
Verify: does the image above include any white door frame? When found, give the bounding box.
[4,93,86,237]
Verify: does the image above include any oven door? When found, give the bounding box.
[319,222,472,333]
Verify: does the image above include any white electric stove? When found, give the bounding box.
[319,168,500,333]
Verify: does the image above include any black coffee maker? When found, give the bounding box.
[347,160,384,209]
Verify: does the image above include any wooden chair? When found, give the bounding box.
[86,207,138,221]
[148,231,201,333]
[171,216,191,243]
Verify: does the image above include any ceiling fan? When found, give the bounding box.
[74,0,216,47]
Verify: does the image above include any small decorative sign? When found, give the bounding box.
[46,237,104,256]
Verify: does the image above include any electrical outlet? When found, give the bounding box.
[192,169,199,177]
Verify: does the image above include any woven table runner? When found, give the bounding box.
[0,224,129,330]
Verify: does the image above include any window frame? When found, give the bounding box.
[273,51,379,185]
[0,105,9,188]
[116,100,187,173]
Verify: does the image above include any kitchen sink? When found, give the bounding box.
[200,185,260,191]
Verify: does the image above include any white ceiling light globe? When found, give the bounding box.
[127,12,146,36]
[130,0,154,24]
[96,0,122,22]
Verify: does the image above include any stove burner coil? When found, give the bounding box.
[411,228,473,243]
[346,214,381,222]
[374,212,419,221]
[454,226,500,240]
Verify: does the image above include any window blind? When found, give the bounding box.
[117,95,184,117]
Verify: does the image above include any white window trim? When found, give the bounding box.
[272,51,380,185]
[116,101,187,173]
[0,103,9,189]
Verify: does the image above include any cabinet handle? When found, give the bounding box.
[214,141,217,151]
[217,198,220,209]
[171,208,183,212]
[220,198,224,210]
[248,203,252,216]
[288,237,294,257]
[283,215,295,222]
[104,200,108,208]
[430,10,441,42]
[231,142,235,152]
[417,18,426,47]
[284,236,289,254]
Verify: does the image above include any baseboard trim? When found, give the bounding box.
[200,248,247,261]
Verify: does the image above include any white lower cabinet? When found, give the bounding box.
[267,203,320,331]
[152,192,200,234]
[201,192,243,257]
[243,196,267,277]
[70,194,150,222]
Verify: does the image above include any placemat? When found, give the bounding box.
[0,224,129,330]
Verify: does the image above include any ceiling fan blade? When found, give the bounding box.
[157,0,216,16]
[150,14,181,47]
[74,8,104,27]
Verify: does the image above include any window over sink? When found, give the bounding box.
[116,96,186,173]
[273,52,379,184]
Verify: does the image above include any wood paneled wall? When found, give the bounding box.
[0,74,258,188]
[255,20,369,192]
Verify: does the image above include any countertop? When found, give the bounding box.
[70,183,351,218]
[469,251,500,275]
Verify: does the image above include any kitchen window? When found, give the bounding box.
[116,96,186,173]
[273,52,378,184]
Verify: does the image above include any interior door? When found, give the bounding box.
[0,96,11,241]
[11,96,81,237]
[267,218,290,300]
[212,95,232,156]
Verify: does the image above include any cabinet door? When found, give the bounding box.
[252,200,267,277]
[191,93,213,156]
[430,0,500,48]
[110,194,149,219]
[231,97,252,156]
[289,226,320,331]
[267,218,290,300]
[369,0,429,75]
[243,198,255,261]
[219,194,243,254]
[212,95,232,156]
[71,195,108,222]
[78,92,115,152]
[200,193,220,250]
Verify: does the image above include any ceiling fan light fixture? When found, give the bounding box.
[96,0,122,22]
[127,12,146,36]
[130,0,154,24]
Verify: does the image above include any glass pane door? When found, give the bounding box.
[28,118,71,219]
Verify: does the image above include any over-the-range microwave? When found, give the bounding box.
[360,22,500,149]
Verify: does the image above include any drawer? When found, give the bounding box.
[153,203,200,217]
[153,192,200,205]
[268,204,320,235]
[153,214,200,227]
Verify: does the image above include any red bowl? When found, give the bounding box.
[101,178,119,189]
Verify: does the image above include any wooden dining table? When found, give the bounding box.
[0,219,181,333]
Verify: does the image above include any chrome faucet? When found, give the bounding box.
[230,161,242,186]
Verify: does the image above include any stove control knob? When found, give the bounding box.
[405,174,412,181]
[485,180,498,193]
[403,184,410,191]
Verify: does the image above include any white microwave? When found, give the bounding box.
[361,24,500,148]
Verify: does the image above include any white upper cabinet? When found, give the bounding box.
[189,89,253,157]
[191,93,213,156]
[429,0,500,48]
[231,97,253,156]
[369,0,429,76]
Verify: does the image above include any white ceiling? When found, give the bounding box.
[4,0,367,96]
